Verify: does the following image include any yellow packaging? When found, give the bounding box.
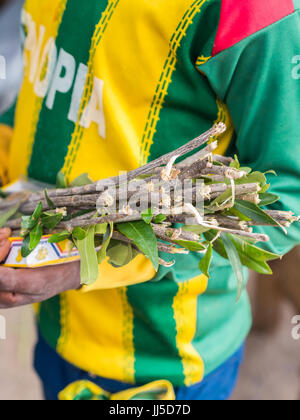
[1,178,80,268]
[3,236,80,268]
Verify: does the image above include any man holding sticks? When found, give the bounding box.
[0,0,300,400]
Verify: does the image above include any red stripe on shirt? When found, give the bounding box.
[212,0,295,56]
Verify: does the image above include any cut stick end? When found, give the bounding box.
[213,122,227,135]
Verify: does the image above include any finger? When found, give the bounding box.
[0,291,34,308]
[0,239,11,262]
[0,228,11,239]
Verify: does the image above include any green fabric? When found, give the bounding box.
[201,11,300,256]
[127,278,184,384]
[194,265,251,375]
[28,0,107,184]
[0,101,16,128]
[294,0,300,10]
[149,0,221,161]
[38,295,62,350]
[150,249,251,378]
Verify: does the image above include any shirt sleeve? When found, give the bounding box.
[199,6,300,255]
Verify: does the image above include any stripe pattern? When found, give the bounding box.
[8,0,252,387]
[173,275,208,386]
[140,0,209,165]
[62,0,120,183]
[9,0,68,181]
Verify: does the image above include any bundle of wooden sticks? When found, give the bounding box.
[0,123,298,290]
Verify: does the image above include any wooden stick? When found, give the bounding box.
[177,141,218,168]
[201,165,246,179]
[213,154,234,165]
[27,123,226,202]
[151,224,199,243]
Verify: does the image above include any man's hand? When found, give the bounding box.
[0,228,81,308]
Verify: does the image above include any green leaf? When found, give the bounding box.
[56,171,67,189]
[264,170,277,176]
[97,223,113,265]
[174,240,206,252]
[154,214,167,224]
[260,184,270,194]
[210,188,232,207]
[259,193,280,207]
[69,173,93,187]
[212,160,223,167]
[41,212,63,229]
[29,223,43,251]
[204,231,275,275]
[116,221,159,271]
[199,243,213,277]
[234,200,280,226]
[237,253,273,275]
[229,235,279,262]
[72,227,88,241]
[21,215,37,235]
[21,235,31,258]
[95,223,108,235]
[182,225,211,234]
[230,155,240,169]
[32,201,43,222]
[21,215,35,231]
[222,234,245,302]
[44,189,55,210]
[141,208,154,224]
[48,231,71,244]
[20,202,43,236]
[0,205,19,228]
[107,243,134,267]
[75,226,98,286]
[228,207,251,222]
[239,167,252,175]
[235,171,267,188]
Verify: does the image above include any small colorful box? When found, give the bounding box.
[3,236,80,268]
[1,178,80,268]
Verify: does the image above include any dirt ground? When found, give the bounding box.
[0,301,299,401]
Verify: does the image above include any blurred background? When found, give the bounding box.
[0,0,23,113]
[0,0,299,401]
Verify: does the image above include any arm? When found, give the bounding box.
[199,1,300,255]
[0,228,81,308]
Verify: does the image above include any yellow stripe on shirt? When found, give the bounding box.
[140,0,209,165]
[61,0,201,183]
[8,0,67,182]
[173,274,208,386]
[58,286,136,383]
